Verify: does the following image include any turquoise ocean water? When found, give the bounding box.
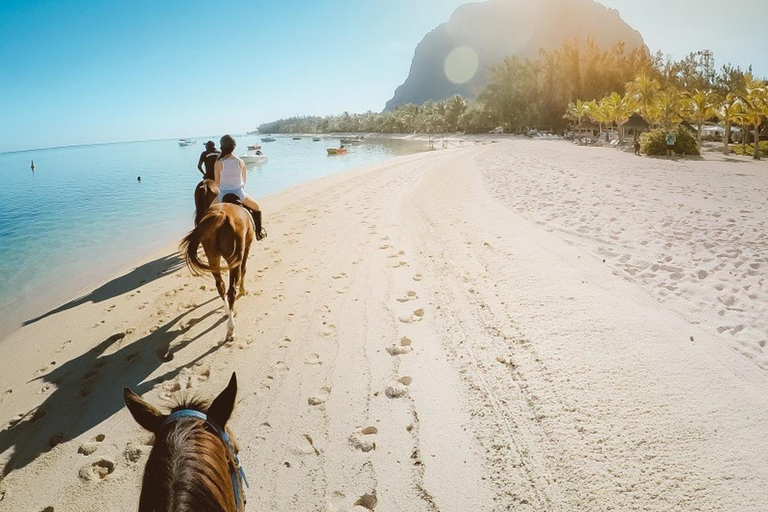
[0,136,423,338]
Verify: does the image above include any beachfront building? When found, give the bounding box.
[572,120,599,140]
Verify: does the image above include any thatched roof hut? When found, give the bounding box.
[622,113,650,131]
[572,120,599,138]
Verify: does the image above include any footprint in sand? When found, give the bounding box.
[304,353,323,365]
[332,272,347,280]
[379,245,391,250]
[396,291,418,303]
[349,427,378,452]
[385,377,412,399]
[387,337,413,356]
[274,361,290,375]
[78,458,115,481]
[78,434,106,456]
[412,274,423,282]
[0,389,11,405]
[399,308,425,324]
[392,261,407,268]
[296,434,321,455]
[56,340,72,353]
[336,286,350,294]
[308,386,331,406]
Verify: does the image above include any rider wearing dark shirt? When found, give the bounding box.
[198,141,221,180]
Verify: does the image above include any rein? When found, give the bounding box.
[163,410,249,510]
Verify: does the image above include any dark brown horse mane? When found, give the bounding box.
[139,396,238,512]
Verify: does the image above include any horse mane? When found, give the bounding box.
[139,396,238,512]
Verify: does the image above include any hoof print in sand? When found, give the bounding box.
[304,353,323,365]
[387,337,413,356]
[78,434,105,456]
[79,458,115,481]
[349,427,378,452]
[399,308,425,323]
[385,377,412,399]
[396,291,418,303]
[296,434,321,455]
[354,492,377,510]
[308,386,331,406]
[124,442,144,463]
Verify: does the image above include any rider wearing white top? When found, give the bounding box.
[214,134,266,240]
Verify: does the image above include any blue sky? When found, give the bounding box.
[1,0,766,152]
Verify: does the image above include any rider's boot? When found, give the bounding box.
[250,209,267,241]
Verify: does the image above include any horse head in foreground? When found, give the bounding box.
[124,373,247,512]
[180,201,254,340]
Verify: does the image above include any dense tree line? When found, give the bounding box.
[257,38,767,158]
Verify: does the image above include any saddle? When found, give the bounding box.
[221,194,267,241]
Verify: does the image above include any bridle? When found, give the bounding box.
[163,410,249,510]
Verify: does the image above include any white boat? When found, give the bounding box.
[241,148,268,165]
[261,137,276,142]
[178,138,195,147]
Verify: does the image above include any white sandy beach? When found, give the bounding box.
[0,140,767,511]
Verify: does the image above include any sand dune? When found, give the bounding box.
[0,141,766,511]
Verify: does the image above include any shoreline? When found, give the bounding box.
[0,139,432,342]
[1,140,767,511]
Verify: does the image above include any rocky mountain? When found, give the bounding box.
[385,0,645,110]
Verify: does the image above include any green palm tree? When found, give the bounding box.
[653,88,686,129]
[587,99,608,136]
[603,92,634,143]
[565,99,590,125]
[684,89,719,150]
[716,94,742,155]
[735,74,768,160]
[627,73,661,125]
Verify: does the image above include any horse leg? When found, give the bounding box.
[225,264,241,341]
[237,240,252,298]
[204,248,227,309]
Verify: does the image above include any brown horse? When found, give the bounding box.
[123,373,246,512]
[181,202,254,340]
[194,179,220,226]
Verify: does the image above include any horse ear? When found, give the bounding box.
[208,373,237,428]
[124,388,165,433]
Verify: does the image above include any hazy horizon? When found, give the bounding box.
[2,0,766,152]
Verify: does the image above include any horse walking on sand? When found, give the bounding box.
[181,201,254,340]
[194,179,220,225]
[124,373,247,512]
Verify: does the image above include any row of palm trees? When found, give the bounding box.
[565,73,768,159]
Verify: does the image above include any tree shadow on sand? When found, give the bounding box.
[23,253,184,327]
[0,298,228,477]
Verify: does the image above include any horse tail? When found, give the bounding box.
[180,208,233,276]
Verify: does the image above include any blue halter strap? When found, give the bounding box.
[163,410,249,510]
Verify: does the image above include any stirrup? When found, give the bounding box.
[257,227,268,241]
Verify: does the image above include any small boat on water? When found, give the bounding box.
[327,147,348,155]
[292,137,302,140]
[178,138,195,146]
[340,136,364,144]
[241,148,268,165]
[261,137,276,142]
[312,137,321,142]
[247,144,262,150]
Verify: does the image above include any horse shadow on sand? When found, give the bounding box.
[0,298,228,477]
[23,253,184,327]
